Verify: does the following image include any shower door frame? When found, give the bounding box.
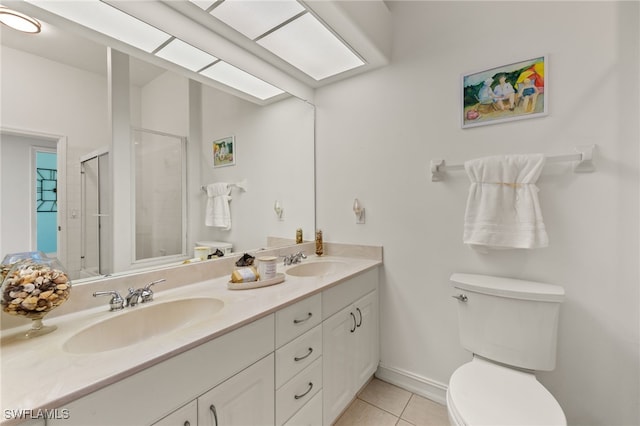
[80,147,111,276]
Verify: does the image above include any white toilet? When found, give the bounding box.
[447,273,567,426]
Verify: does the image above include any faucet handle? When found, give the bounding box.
[141,279,166,303]
[143,279,166,290]
[93,290,124,311]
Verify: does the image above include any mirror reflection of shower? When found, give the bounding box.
[80,148,111,277]
[132,129,186,263]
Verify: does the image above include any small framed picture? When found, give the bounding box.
[212,136,235,168]
[462,56,548,128]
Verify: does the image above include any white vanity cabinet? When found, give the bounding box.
[197,354,274,426]
[152,400,197,426]
[49,315,274,426]
[38,261,380,426]
[322,269,379,426]
[274,294,323,426]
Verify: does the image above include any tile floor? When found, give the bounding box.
[334,378,449,426]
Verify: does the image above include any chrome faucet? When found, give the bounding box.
[94,279,166,311]
[284,252,307,265]
[125,288,143,307]
[93,290,125,311]
[140,279,166,303]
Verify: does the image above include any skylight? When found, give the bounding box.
[28,0,170,53]
[257,12,364,81]
[27,0,284,101]
[197,0,365,81]
[200,62,285,101]
[209,0,304,40]
[154,38,218,72]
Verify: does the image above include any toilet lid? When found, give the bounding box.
[447,358,566,426]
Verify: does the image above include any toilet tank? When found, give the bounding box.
[450,273,564,371]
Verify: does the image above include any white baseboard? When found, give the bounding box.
[375,363,448,406]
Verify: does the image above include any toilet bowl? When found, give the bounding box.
[448,273,567,426]
[446,357,566,426]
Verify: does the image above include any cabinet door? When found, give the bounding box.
[152,400,197,426]
[198,354,274,426]
[353,290,379,390]
[322,304,357,426]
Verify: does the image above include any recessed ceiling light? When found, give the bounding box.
[0,7,42,34]
[257,12,364,81]
[200,61,284,100]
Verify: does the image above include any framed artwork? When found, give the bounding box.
[212,136,235,168]
[462,55,547,128]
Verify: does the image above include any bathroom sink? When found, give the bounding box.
[286,260,348,277]
[63,297,224,354]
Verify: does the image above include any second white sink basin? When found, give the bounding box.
[63,297,224,354]
[286,260,348,277]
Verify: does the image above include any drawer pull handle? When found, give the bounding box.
[293,312,313,324]
[209,404,218,426]
[350,312,356,333]
[184,422,190,426]
[294,347,314,362]
[294,382,314,400]
[356,307,363,327]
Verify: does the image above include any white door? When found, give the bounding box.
[198,354,274,426]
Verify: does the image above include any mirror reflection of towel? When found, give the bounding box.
[206,183,231,229]
[463,154,548,250]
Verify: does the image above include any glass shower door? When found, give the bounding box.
[81,151,111,276]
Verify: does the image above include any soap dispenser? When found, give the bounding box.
[315,230,323,256]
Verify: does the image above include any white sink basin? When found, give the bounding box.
[286,261,348,277]
[63,297,224,354]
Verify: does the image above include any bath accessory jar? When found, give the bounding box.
[1,252,71,338]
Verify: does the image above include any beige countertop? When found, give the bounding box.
[0,248,381,425]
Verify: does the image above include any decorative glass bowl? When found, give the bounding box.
[1,252,71,338]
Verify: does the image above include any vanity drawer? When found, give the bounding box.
[276,294,322,347]
[283,390,322,426]
[276,323,323,389]
[276,357,323,426]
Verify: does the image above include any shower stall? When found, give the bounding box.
[80,148,111,277]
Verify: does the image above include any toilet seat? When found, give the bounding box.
[447,358,566,426]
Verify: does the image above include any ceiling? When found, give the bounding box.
[1,0,392,104]
[1,18,166,87]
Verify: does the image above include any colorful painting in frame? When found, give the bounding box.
[462,56,547,128]
[212,136,235,168]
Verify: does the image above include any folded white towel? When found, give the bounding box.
[463,154,548,250]
[205,183,231,229]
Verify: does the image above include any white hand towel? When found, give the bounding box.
[463,154,548,250]
[205,183,231,229]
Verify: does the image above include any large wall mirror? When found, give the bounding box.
[0,14,315,284]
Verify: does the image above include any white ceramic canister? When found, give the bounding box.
[194,246,210,260]
[257,256,278,280]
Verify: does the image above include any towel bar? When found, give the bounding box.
[201,179,248,192]
[430,145,595,182]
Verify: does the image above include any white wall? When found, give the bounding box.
[0,47,109,276]
[315,2,639,425]
[199,88,315,252]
